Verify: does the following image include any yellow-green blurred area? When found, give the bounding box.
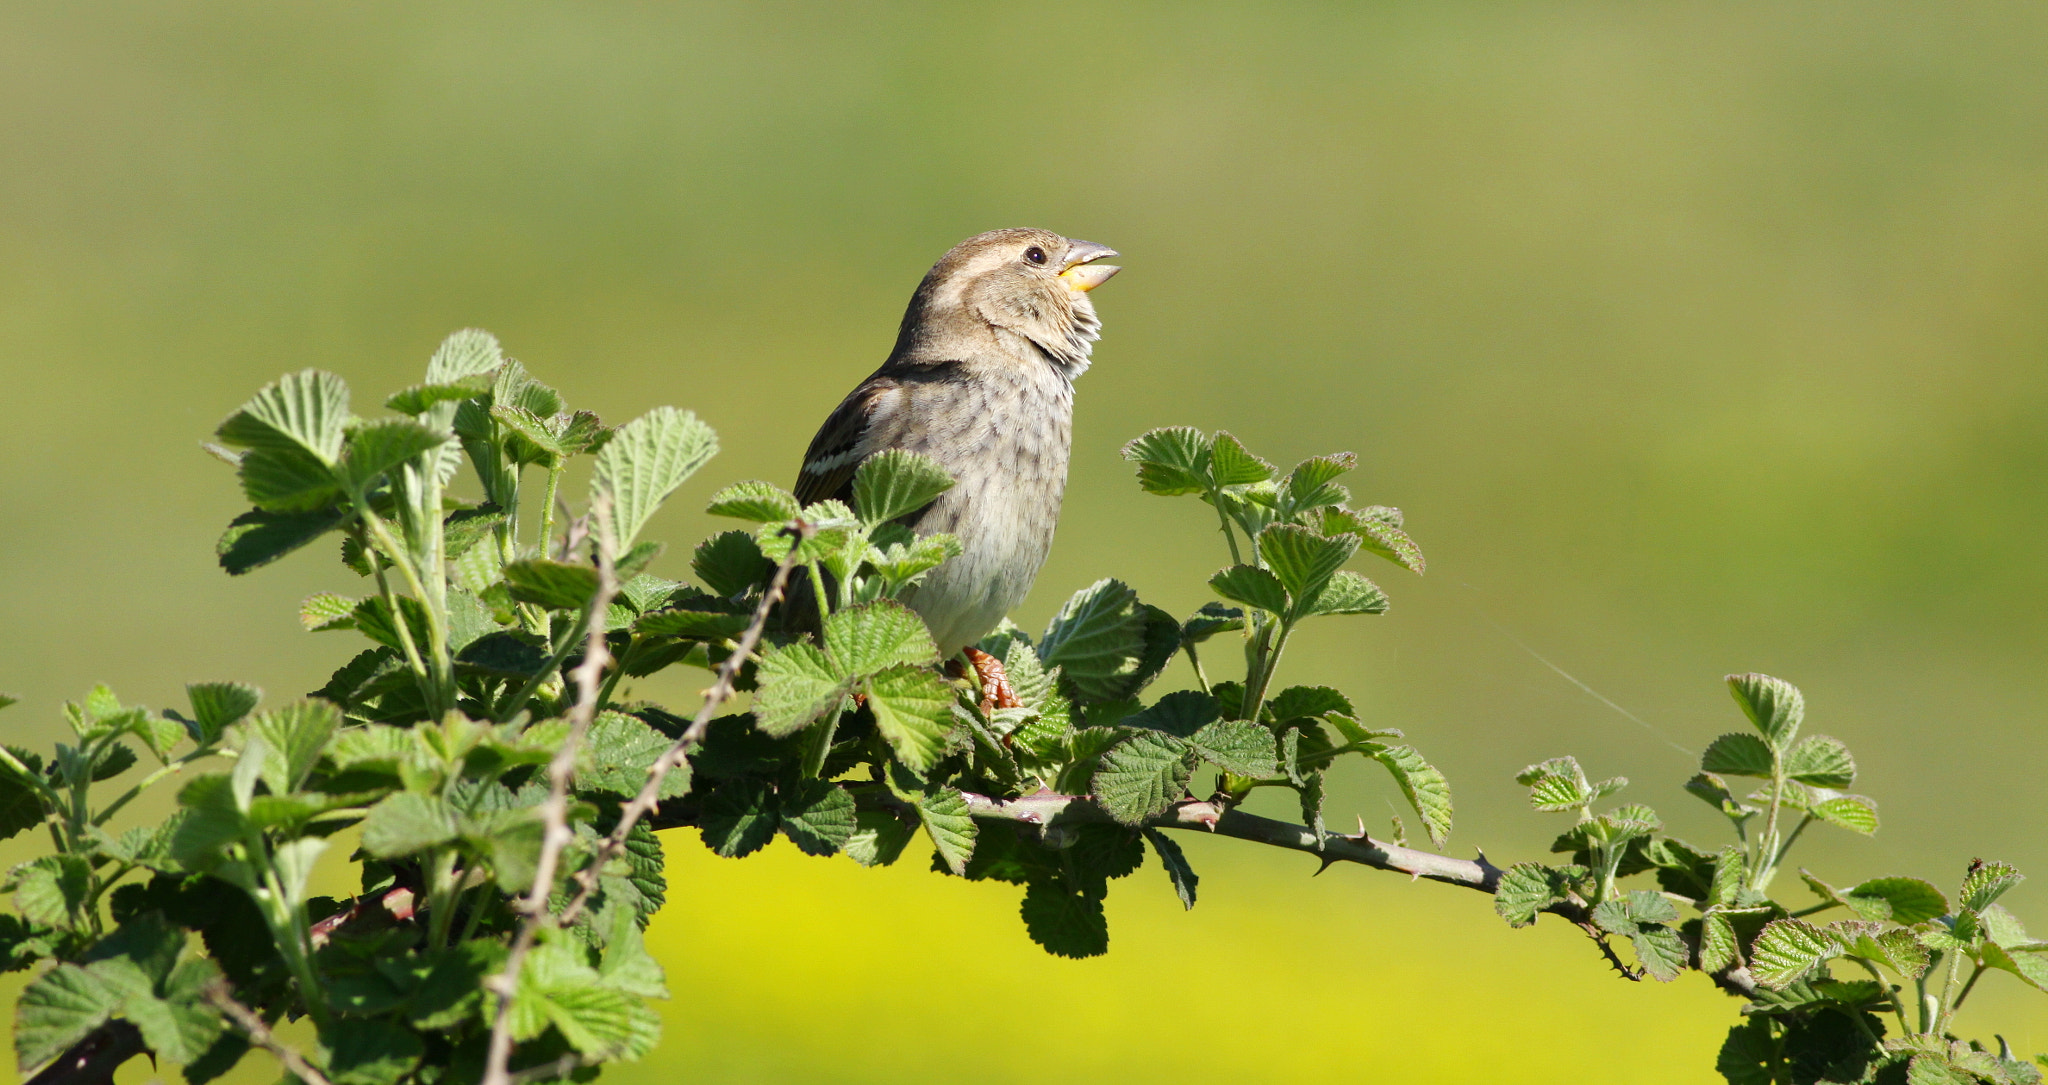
[4,2,2047,1081]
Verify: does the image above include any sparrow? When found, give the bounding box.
[791,228,1121,687]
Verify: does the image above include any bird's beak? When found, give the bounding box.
[1059,240,1121,293]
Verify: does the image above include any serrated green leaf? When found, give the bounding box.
[751,643,847,738]
[123,958,225,1066]
[234,445,343,512]
[1700,912,1740,973]
[1280,453,1355,513]
[852,449,955,524]
[501,558,600,611]
[1375,744,1453,848]
[1122,690,1220,738]
[14,963,114,1072]
[1292,569,1388,620]
[360,791,462,858]
[1844,877,1948,924]
[1684,772,1757,820]
[1143,828,1198,910]
[699,780,777,858]
[1701,732,1775,778]
[1179,601,1245,645]
[424,328,504,383]
[1020,880,1108,959]
[915,787,977,876]
[704,480,801,523]
[13,856,92,930]
[299,592,357,632]
[863,665,955,773]
[826,600,939,677]
[1190,720,1276,778]
[1494,863,1575,927]
[1516,756,1591,812]
[1038,579,1154,703]
[1784,734,1856,787]
[1209,564,1288,614]
[1631,924,1687,982]
[1208,431,1275,486]
[1980,942,2048,993]
[1121,427,1211,496]
[580,712,689,800]
[1258,524,1358,603]
[337,418,448,493]
[633,596,751,640]
[1751,918,1839,987]
[216,369,349,463]
[845,810,917,868]
[692,531,770,597]
[1322,508,1427,574]
[778,781,856,857]
[1809,793,1879,835]
[489,403,568,460]
[591,406,719,548]
[1960,861,2024,911]
[216,507,349,575]
[385,375,491,416]
[1727,672,1804,748]
[1091,732,1193,826]
[244,700,340,794]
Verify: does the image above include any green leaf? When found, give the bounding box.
[1208,564,1288,615]
[124,959,226,1066]
[596,905,668,998]
[1980,942,2048,993]
[1281,453,1355,513]
[1208,431,1275,486]
[13,856,91,930]
[863,665,955,773]
[1190,720,1277,778]
[234,446,343,512]
[1121,427,1212,496]
[1630,924,1688,982]
[1714,1018,1776,1085]
[215,369,349,463]
[914,787,978,876]
[299,592,357,632]
[502,558,600,611]
[1701,732,1775,778]
[1258,524,1358,604]
[215,507,349,575]
[385,375,491,416]
[825,600,940,677]
[1143,828,1198,910]
[1292,570,1388,620]
[692,530,770,597]
[0,765,45,843]
[1784,735,1855,787]
[1727,672,1804,748]
[14,963,115,1072]
[1494,863,1576,928]
[490,403,569,460]
[845,810,917,868]
[591,405,719,548]
[751,643,847,738]
[1751,918,1840,988]
[360,792,461,858]
[1038,579,1154,703]
[1179,601,1245,645]
[245,700,340,794]
[852,449,955,524]
[326,1017,424,1085]
[1516,756,1591,812]
[1020,880,1108,959]
[1322,508,1428,574]
[1684,772,1758,821]
[580,712,688,800]
[1091,731,1193,826]
[337,418,448,493]
[1122,691,1220,738]
[1375,744,1453,849]
[1809,793,1879,835]
[633,595,751,641]
[704,480,801,523]
[424,328,504,383]
[778,781,857,857]
[1842,877,1948,924]
[1959,860,2024,912]
[699,780,777,858]
[1700,913,1740,973]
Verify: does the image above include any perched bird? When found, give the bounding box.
[792,228,1120,691]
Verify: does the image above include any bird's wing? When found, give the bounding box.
[793,376,901,507]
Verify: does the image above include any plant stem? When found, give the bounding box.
[1184,643,1212,694]
[1752,751,1787,893]
[93,748,215,826]
[1855,959,1912,1036]
[1949,962,1986,1014]
[1241,620,1294,727]
[1770,813,1814,871]
[595,636,636,710]
[496,606,594,722]
[800,705,842,778]
[1935,940,1967,1035]
[537,461,565,560]
[1208,490,1244,566]
[359,504,454,717]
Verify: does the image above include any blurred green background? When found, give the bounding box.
[4,2,2047,1081]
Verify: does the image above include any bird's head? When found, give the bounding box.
[896,227,1121,378]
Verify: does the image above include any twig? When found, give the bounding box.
[549,524,811,933]
[480,499,622,1085]
[203,981,333,1085]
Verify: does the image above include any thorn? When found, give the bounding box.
[1314,856,1338,876]
[1355,814,1368,839]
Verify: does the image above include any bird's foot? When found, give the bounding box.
[961,646,1022,714]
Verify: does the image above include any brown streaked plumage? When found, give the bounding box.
[794,228,1120,656]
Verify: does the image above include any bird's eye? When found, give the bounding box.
[1024,246,1047,266]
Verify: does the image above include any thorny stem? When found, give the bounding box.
[361,508,449,714]
[481,499,621,1085]
[1936,938,1968,1035]
[1854,958,1913,1035]
[1770,813,1814,872]
[1183,642,1212,694]
[202,981,332,1085]
[1950,962,1987,1015]
[1208,490,1245,566]
[1240,619,1294,727]
[1753,750,1788,893]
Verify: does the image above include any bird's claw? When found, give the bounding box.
[962,646,1022,714]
